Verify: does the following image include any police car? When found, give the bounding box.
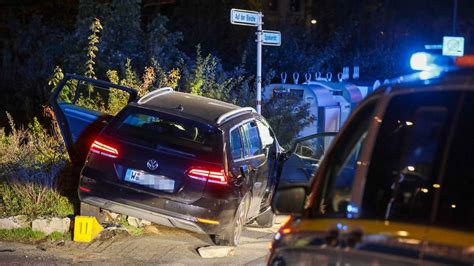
[269,54,474,265]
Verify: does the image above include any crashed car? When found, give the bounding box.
[49,74,332,245]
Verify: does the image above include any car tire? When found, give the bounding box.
[80,202,106,223]
[256,209,275,228]
[214,196,249,246]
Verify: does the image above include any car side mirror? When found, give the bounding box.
[271,185,307,215]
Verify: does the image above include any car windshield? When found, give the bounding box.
[111,108,222,160]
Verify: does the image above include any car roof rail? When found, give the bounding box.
[216,107,256,125]
[137,87,173,105]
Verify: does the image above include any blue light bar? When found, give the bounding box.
[410,52,434,71]
[410,52,455,71]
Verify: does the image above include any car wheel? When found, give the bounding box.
[214,197,249,246]
[80,202,106,223]
[256,209,275,228]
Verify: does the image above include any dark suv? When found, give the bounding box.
[50,74,284,245]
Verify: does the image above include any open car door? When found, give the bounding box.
[49,74,138,165]
[278,132,337,185]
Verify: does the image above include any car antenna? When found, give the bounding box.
[176,104,184,111]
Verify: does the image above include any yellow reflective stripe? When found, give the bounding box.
[287,218,474,248]
[197,218,220,225]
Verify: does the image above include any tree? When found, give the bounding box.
[146,15,185,71]
[262,94,315,147]
[98,0,144,71]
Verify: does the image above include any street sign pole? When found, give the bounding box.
[230,8,280,114]
[256,12,263,114]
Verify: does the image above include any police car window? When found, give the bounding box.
[241,121,263,156]
[328,133,367,214]
[310,99,376,218]
[435,93,474,232]
[230,129,243,160]
[362,91,459,223]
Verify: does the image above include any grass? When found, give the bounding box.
[0,228,71,243]
[48,231,72,241]
[0,228,45,242]
[125,225,143,237]
[116,215,143,236]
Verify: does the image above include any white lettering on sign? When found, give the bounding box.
[262,30,281,46]
[230,9,259,27]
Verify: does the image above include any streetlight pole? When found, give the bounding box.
[452,0,458,35]
[256,12,263,114]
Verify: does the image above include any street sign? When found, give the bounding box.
[442,36,464,56]
[262,30,281,46]
[230,9,259,27]
[230,8,282,114]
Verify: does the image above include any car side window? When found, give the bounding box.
[434,92,474,231]
[239,126,251,158]
[311,100,375,217]
[256,120,275,150]
[229,128,243,160]
[362,91,459,223]
[241,121,263,156]
[57,79,131,116]
[329,132,367,214]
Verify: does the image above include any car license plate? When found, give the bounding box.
[124,169,174,191]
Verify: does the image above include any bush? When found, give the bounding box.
[0,113,74,219]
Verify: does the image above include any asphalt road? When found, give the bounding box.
[0,217,285,265]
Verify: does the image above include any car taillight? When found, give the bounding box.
[90,140,119,158]
[187,167,228,185]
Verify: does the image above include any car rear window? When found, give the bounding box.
[111,108,222,161]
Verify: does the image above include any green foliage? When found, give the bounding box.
[48,66,64,89]
[85,18,103,79]
[152,59,180,90]
[6,1,328,164]
[115,215,142,236]
[184,45,234,102]
[146,15,184,70]
[98,0,144,70]
[263,94,315,147]
[48,231,71,241]
[0,182,73,218]
[126,225,143,237]
[0,114,74,219]
[75,92,107,113]
[106,69,120,84]
[0,228,45,242]
[120,58,140,90]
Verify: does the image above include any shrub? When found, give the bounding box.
[0,114,74,219]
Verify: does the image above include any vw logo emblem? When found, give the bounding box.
[146,159,159,171]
